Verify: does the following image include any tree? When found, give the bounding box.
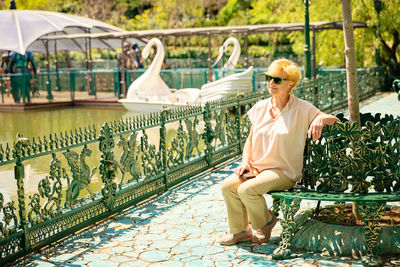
[341,0,360,125]
[355,0,400,79]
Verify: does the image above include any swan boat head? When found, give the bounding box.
[212,37,241,70]
[126,38,171,101]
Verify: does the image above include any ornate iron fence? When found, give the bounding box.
[0,91,263,264]
[0,66,384,264]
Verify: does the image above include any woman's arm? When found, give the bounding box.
[307,112,339,141]
[235,127,253,176]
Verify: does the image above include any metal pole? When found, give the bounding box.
[54,37,61,91]
[45,40,53,101]
[84,29,90,94]
[373,0,382,66]
[303,0,312,79]
[88,33,95,97]
[207,33,212,82]
[120,38,126,98]
[244,31,249,68]
[312,29,316,78]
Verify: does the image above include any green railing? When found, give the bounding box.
[0,91,261,264]
[0,67,383,104]
[0,65,385,264]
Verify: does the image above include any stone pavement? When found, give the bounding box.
[12,159,361,267]
[338,91,400,117]
[12,92,400,267]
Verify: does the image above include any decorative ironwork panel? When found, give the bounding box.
[358,204,386,266]
[303,114,400,194]
[240,103,252,140]
[117,132,140,187]
[113,178,164,208]
[0,235,23,262]
[183,117,202,161]
[0,193,18,238]
[166,121,186,169]
[272,198,301,260]
[63,146,97,208]
[138,129,162,179]
[28,201,107,247]
[28,153,65,225]
[213,109,228,149]
[167,160,208,186]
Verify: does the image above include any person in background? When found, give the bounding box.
[1,52,10,73]
[118,41,138,70]
[117,42,139,96]
[132,43,144,68]
[218,58,339,246]
[7,51,37,103]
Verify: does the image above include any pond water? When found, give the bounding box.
[0,107,129,142]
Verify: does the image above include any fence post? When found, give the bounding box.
[252,71,256,92]
[203,102,214,167]
[313,78,319,109]
[13,135,29,251]
[92,71,97,99]
[99,123,118,211]
[1,75,4,104]
[190,71,193,88]
[69,70,76,101]
[160,107,169,189]
[236,95,243,154]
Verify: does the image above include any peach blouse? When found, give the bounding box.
[247,95,320,182]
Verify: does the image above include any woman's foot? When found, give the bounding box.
[252,215,277,243]
[218,229,252,246]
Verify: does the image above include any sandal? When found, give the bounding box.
[252,215,277,244]
[218,230,252,246]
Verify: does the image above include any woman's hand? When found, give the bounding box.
[235,162,251,176]
[307,112,339,141]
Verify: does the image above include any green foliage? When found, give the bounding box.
[126,0,204,30]
[216,0,251,26]
[3,0,399,71]
[0,0,57,10]
[217,0,240,25]
[166,47,210,59]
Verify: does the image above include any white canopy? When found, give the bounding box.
[32,31,146,54]
[0,10,127,55]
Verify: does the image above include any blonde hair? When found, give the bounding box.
[267,58,301,92]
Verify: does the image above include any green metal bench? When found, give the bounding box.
[269,113,400,267]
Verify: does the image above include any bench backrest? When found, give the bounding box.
[301,113,400,194]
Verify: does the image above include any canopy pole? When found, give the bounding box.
[187,36,191,70]
[268,34,272,66]
[207,32,212,82]
[84,29,90,95]
[45,40,53,101]
[88,32,95,97]
[53,35,61,91]
[120,37,126,98]
[244,31,249,68]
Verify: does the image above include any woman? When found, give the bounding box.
[219,58,339,245]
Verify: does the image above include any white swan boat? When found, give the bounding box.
[212,37,241,70]
[119,37,254,113]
